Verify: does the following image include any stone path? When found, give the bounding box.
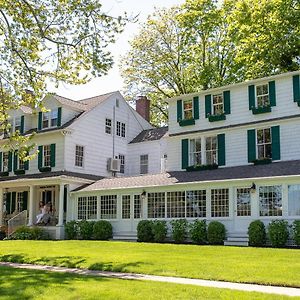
[1,262,300,297]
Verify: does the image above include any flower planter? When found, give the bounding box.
[179,118,195,127]
[39,166,52,172]
[252,158,272,165]
[252,106,272,114]
[208,114,226,122]
[186,164,218,172]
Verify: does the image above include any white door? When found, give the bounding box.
[234,188,252,233]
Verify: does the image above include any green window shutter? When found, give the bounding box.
[57,107,62,127]
[271,125,280,160]
[223,90,231,115]
[269,81,276,107]
[193,96,199,120]
[11,192,16,213]
[205,94,212,118]
[8,152,12,172]
[20,116,25,134]
[38,145,43,168]
[177,100,182,122]
[217,134,225,166]
[38,112,43,130]
[247,129,256,163]
[50,143,56,167]
[181,139,189,169]
[293,75,300,102]
[0,152,2,171]
[248,85,255,110]
[6,192,11,214]
[13,151,18,171]
[24,157,29,170]
[22,191,28,211]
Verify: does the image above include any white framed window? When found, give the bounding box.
[16,192,24,213]
[167,191,185,218]
[51,110,58,127]
[105,118,112,134]
[256,84,269,107]
[257,128,271,159]
[236,188,251,216]
[100,195,117,219]
[14,116,21,133]
[206,136,218,165]
[122,195,131,219]
[78,196,97,220]
[140,154,148,174]
[43,145,51,167]
[288,185,300,216]
[183,99,193,120]
[186,190,206,218]
[17,156,25,170]
[134,195,142,219]
[75,145,84,167]
[118,154,125,174]
[189,138,201,166]
[42,112,50,129]
[147,192,165,218]
[212,94,224,115]
[2,152,9,172]
[259,185,282,217]
[121,123,126,137]
[42,110,58,129]
[211,188,229,217]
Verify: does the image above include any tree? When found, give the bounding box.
[0,0,126,157]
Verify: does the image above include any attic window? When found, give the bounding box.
[116,99,119,107]
[42,109,58,129]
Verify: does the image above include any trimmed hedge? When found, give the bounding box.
[152,220,167,243]
[292,220,300,246]
[93,220,113,240]
[137,220,154,242]
[10,226,49,240]
[268,220,289,248]
[189,219,207,244]
[207,221,226,245]
[171,219,188,243]
[248,220,266,247]
[65,220,79,240]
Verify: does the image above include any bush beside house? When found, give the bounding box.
[248,220,266,247]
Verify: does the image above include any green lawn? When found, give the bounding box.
[0,266,294,300]
[0,241,299,287]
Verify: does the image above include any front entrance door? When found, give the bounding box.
[39,186,56,215]
[234,187,252,232]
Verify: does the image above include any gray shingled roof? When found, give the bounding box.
[130,127,168,144]
[78,92,116,108]
[75,160,300,192]
[53,95,88,111]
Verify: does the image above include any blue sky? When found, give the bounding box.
[51,0,184,100]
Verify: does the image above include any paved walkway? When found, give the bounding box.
[1,262,300,297]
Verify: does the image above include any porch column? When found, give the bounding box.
[0,188,3,226]
[58,183,64,226]
[28,185,34,226]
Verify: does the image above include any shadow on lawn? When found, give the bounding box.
[88,261,153,272]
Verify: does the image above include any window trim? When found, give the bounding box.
[43,145,51,167]
[189,138,201,166]
[256,128,272,160]
[255,83,270,107]
[42,109,58,129]
[205,136,218,165]
[212,93,224,115]
[182,99,194,120]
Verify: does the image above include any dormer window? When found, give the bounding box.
[256,84,269,107]
[183,100,193,120]
[40,108,61,130]
[14,117,21,132]
[212,94,224,115]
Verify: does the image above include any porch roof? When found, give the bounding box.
[74,159,300,192]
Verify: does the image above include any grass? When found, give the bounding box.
[0,240,299,287]
[0,266,294,300]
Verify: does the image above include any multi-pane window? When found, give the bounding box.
[183,99,193,120]
[121,123,126,137]
[206,136,218,165]
[189,139,201,166]
[77,196,97,220]
[259,185,282,217]
[236,188,251,216]
[2,152,9,172]
[17,192,24,213]
[118,154,125,174]
[167,191,185,218]
[256,84,269,107]
[147,192,165,218]
[100,195,117,219]
[211,188,229,217]
[186,190,206,218]
[288,185,300,216]
[212,94,224,115]
[75,145,84,167]
[122,195,131,219]
[42,112,50,129]
[18,157,25,170]
[257,128,272,159]
[134,195,142,219]
[14,117,21,132]
[43,145,51,167]
[140,154,148,174]
[42,110,58,129]
[51,110,58,127]
[116,121,126,137]
[105,118,112,134]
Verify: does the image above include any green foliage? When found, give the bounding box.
[292,220,300,246]
[65,221,79,240]
[137,220,154,242]
[207,221,226,245]
[268,220,289,248]
[93,221,113,241]
[11,226,49,240]
[78,221,95,240]
[171,219,188,243]
[151,220,168,243]
[189,219,207,245]
[248,220,266,247]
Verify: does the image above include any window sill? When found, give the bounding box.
[186,164,218,172]
[252,158,272,165]
[208,114,226,122]
[251,106,271,114]
[39,166,52,172]
[179,118,195,126]
[0,171,9,177]
[14,169,25,175]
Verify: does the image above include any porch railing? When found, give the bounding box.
[7,210,28,237]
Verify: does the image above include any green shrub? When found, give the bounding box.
[137,220,154,242]
[207,221,226,245]
[171,219,188,243]
[31,227,50,240]
[268,220,289,248]
[292,220,300,246]
[189,219,207,244]
[78,220,95,240]
[93,220,113,240]
[11,226,49,240]
[248,220,266,246]
[152,220,167,243]
[65,220,79,239]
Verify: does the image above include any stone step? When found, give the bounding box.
[224,240,249,247]
[112,232,137,241]
[226,237,249,242]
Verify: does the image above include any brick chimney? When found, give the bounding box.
[136,96,150,122]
